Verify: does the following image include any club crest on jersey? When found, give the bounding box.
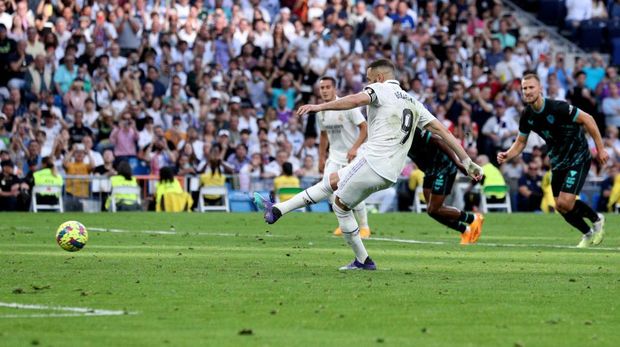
[546,115,555,124]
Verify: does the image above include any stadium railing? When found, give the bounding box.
[30,174,608,213]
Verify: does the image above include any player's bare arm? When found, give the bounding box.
[347,121,368,162]
[497,135,527,164]
[429,134,468,175]
[424,119,482,180]
[575,111,609,165]
[296,92,371,115]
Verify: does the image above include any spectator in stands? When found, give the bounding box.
[63,143,94,200]
[226,144,250,174]
[603,126,620,164]
[602,83,620,127]
[481,101,518,156]
[273,162,299,202]
[53,54,77,95]
[24,54,54,99]
[607,164,620,211]
[155,166,192,212]
[565,0,593,38]
[82,135,103,168]
[32,156,63,206]
[597,164,617,211]
[199,147,227,206]
[549,53,573,92]
[105,160,141,211]
[0,159,21,211]
[517,161,543,212]
[528,30,551,67]
[110,111,139,164]
[584,54,606,91]
[568,71,602,130]
[68,111,93,146]
[595,65,620,99]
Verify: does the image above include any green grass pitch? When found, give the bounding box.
[0,212,619,346]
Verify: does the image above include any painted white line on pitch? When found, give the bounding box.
[369,237,620,251]
[89,227,284,238]
[0,302,136,319]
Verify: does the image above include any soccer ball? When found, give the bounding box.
[56,221,88,252]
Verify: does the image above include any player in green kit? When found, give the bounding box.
[408,128,484,245]
[498,74,608,247]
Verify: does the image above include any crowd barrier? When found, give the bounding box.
[30,174,610,213]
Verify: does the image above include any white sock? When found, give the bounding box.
[275,178,333,215]
[334,202,368,262]
[352,202,369,228]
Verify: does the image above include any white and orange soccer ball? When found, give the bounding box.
[55,221,88,252]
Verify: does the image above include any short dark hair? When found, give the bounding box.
[282,162,293,176]
[368,58,395,71]
[522,73,541,83]
[117,161,133,180]
[319,76,337,86]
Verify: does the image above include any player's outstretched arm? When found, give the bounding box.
[424,119,482,180]
[296,92,371,115]
[497,135,527,164]
[575,111,609,165]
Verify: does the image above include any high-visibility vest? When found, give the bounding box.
[155,180,184,210]
[482,163,507,199]
[105,175,139,210]
[33,168,64,196]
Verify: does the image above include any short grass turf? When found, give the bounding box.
[0,212,619,347]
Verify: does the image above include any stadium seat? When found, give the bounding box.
[198,186,230,212]
[480,185,512,213]
[612,38,620,65]
[109,186,142,212]
[31,186,64,212]
[129,158,150,175]
[578,20,605,52]
[412,186,427,213]
[308,200,331,212]
[608,19,620,39]
[228,191,256,212]
[538,0,565,27]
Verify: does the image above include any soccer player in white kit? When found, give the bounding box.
[316,76,371,239]
[254,59,482,270]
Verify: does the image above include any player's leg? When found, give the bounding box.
[352,202,371,238]
[324,160,345,236]
[327,159,371,238]
[553,160,604,247]
[424,173,480,244]
[254,172,338,224]
[335,158,390,270]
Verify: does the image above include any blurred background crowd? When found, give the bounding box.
[1,0,620,212]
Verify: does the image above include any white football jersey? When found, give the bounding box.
[317,100,366,165]
[362,80,436,182]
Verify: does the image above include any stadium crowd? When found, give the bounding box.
[1,0,620,212]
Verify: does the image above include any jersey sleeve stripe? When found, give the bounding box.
[519,131,529,137]
[572,108,581,122]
